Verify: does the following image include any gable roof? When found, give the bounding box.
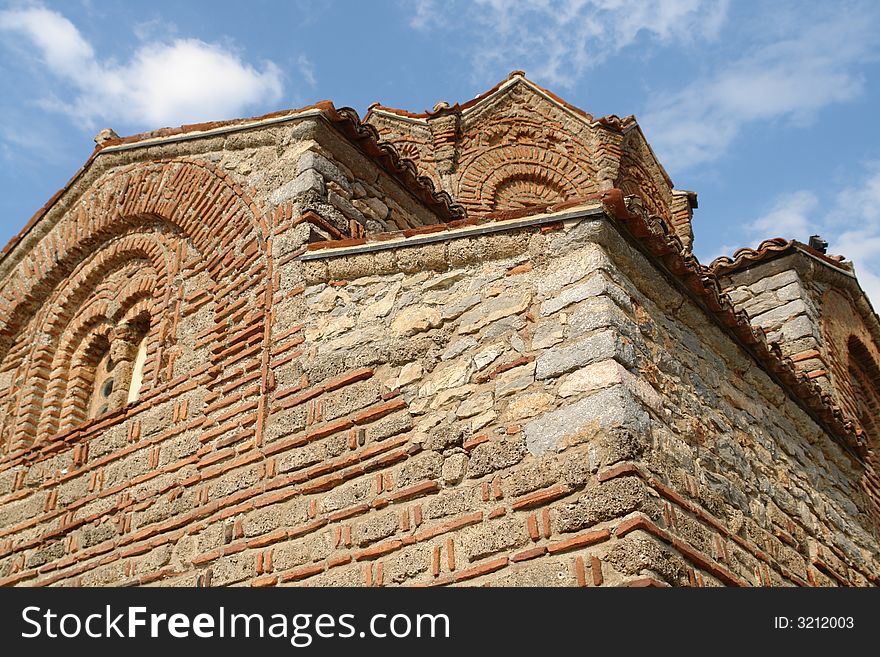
[1,101,465,265]
[366,70,674,196]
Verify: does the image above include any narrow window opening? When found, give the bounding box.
[127,335,148,403]
[86,314,150,418]
[88,346,114,419]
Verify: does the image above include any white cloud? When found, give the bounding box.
[0,5,95,78]
[641,8,878,172]
[735,165,880,306]
[297,54,316,88]
[827,164,880,305]
[408,0,728,87]
[746,191,817,239]
[0,6,284,129]
[410,0,442,31]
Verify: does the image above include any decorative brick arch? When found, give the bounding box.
[34,229,177,340]
[111,272,160,324]
[820,289,880,418]
[57,317,114,431]
[618,158,671,225]
[456,144,596,213]
[0,158,269,452]
[849,335,880,439]
[486,166,571,210]
[3,236,172,447]
[818,288,880,531]
[34,266,161,438]
[0,158,268,358]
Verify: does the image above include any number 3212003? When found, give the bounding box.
[797,617,854,629]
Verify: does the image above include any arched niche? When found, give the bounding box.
[0,159,269,454]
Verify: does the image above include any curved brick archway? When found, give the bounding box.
[34,228,179,339]
[848,336,880,532]
[0,159,270,453]
[618,159,671,225]
[0,159,268,359]
[818,289,880,532]
[820,289,880,418]
[849,335,880,444]
[456,143,596,214]
[37,266,162,439]
[485,166,572,210]
[2,233,177,448]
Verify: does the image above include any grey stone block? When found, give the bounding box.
[269,168,324,205]
[535,329,635,380]
[524,384,650,455]
[751,299,808,329]
[297,150,353,194]
[540,271,631,316]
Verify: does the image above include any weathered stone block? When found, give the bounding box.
[540,271,631,316]
[459,517,529,562]
[605,532,687,585]
[354,510,399,546]
[524,385,649,455]
[537,242,615,296]
[494,361,536,398]
[458,293,531,334]
[297,150,353,193]
[536,329,635,380]
[391,305,442,336]
[269,168,324,205]
[467,436,528,478]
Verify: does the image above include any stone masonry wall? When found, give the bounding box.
[721,254,880,539]
[722,255,830,394]
[1,125,877,586]
[721,254,880,417]
[269,216,879,587]
[594,230,879,585]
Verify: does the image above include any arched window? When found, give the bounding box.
[86,315,150,418]
[88,347,115,418]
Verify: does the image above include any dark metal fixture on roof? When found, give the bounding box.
[808,235,828,254]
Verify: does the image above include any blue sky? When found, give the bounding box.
[2,0,879,303]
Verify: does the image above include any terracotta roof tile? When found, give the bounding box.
[709,238,851,276]
[599,189,865,460]
[313,102,464,222]
[304,194,604,252]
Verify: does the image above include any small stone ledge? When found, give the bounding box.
[299,205,606,284]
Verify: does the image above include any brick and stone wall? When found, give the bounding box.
[2,162,876,584]
[1,82,877,587]
[720,250,880,536]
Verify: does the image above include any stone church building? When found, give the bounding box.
[1,72,878,587]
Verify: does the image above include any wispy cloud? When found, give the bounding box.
[641,7,879,172]
[408,0,728,87]
[746,191,818,239]
[297,54,317,88]
[736,164,880,305]
[0,5,284,130]
[827,163,880,305]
